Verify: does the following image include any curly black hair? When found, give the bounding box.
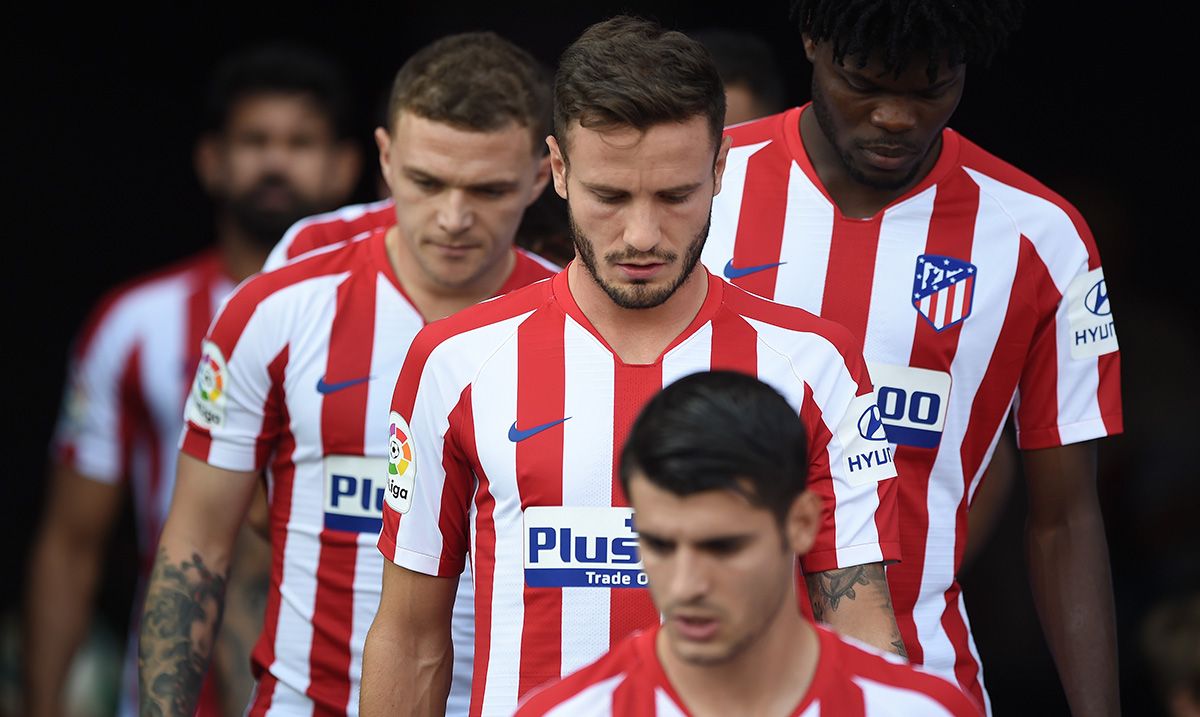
[791,0,1024,79]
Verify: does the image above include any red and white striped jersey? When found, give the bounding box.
[53,250,233,717]
[180,229,556,716]
[379,269,900,717]
[515,624,982,717]
[264,198,395,271]
[701,106,1124,708]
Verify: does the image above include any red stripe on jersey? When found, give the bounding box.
[515,308,568,699]
[249,347,294,717]
[122,347,165,554]
[728,134,792,299]
[891,173,979,666]
[246,672,278,717]
[940,581,984,707]
[308,272,379,713]
[797,383,836,575]
[447,385,496,717]
[820,218,882,350]
[611,672,650,715]
[116,347,140,486]
[184,262,217,402]
[610,362,663,651]
[709,309,759,374]
[1013,242,1062,446]
[1097,353,1122,434]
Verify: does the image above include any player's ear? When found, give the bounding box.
[784,490,821,556]
[713,134,733,196]
[547,135,568,200]
[374,126,394,195]
[802,34,818,63]
[527,148,552,207]
[194,133,222,194]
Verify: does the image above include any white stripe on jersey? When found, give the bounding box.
[542,674,626,717]
[709,141,768,260]
[560,317,618,676]
[865,187,936,363]
[855,676,960,716]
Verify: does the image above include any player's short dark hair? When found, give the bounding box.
[554,16,725,162]
[207,43,352,138]
[791,0,1024,80]
[387,32,551,155]
[691,29,788,116]
[619,371,809,525]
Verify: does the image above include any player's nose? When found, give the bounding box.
[621,202,663,253]
[667,549,710,601]
[437,189,474,235]
[869,98,918,134]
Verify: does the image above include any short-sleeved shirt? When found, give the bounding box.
[180,229,556,716]
[53,250,232,717]
[701,105,1123,706]
[515,624,982,716]
[263,198,396,271]
[379,268,899,716]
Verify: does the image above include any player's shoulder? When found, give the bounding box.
[724,106,802,149]
[951,129,1092,242]
[823,629,982,716]
[515,630,647,716]
[410,273,558,365]
[271,198,395,267]
[720,280,864,364]
[74,251,223,353]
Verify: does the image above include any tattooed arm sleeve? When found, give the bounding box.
[138,454,259,717]
[804,563,907,658]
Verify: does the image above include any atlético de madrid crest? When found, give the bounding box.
[912,254,977,332]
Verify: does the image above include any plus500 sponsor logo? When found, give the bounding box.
[867,363,952,449]
[323,455,388,533]
[523,506,646,588]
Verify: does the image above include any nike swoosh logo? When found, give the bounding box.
[316,375,372,395]
[508,417,571,442]
[723,259,786,279]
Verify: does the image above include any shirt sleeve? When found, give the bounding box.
[52,298,140,484]
[1014,257,1122,450]
[378,339,473,578]
[178,288,287,473]
[798,346,901,574]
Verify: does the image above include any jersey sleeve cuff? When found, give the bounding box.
[377,537,465,578]
[800,540,901,574]
[1016,413,1123,451]
[178,424,261,473]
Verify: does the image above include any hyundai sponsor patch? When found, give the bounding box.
[867,363,953,448]
[523,507,645,588]
[1066,268,1118,359]
[323,455,388,533]
[835,393,897,486]
[912,254,977,332]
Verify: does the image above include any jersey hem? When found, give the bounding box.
[801,540,900,573]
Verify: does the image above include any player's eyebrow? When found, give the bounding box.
[581,180,704,195]
[403,166,519,192]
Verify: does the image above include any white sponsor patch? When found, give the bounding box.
[523,506,645,588]
[184,340,228,429]
[384,411,416,513]
[1065,267,1118,359]
[835,392,898,486]
[323,455,389,533]
[866,363,953,449]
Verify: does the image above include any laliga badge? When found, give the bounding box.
[185,340,228,429]
[385,411,416,513]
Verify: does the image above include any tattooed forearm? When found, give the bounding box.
[805,564,873,613]
[805,563,907,657]
[138,547,228,717]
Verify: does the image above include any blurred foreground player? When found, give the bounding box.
[363,17,901,717]
[24,45,358,717]
[139,33,555,717]
[701,0,1123,712]
[518,371,981,716]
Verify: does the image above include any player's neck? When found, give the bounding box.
[215,219,270,282]
[384,225,516,323]
[658,602,819,717]
[566,260,709,365]
[798,106,940,220]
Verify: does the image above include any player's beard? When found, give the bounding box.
[225,173,321,250]
[568,205,709,310]
[810,79,926,192]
